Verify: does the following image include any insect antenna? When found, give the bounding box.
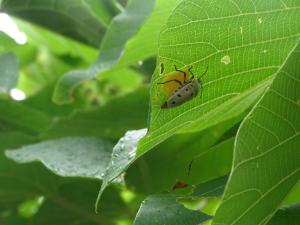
[199,66,208,80]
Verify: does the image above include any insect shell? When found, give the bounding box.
[158,65,207,109]
[161,78,200,108]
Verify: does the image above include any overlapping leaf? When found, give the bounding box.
[267,204,300,225]
[138,0,300,157]
[6,137,113,179]
[212,41,300,225]
[134,194,210,225]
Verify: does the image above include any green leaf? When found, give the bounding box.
[188,138,234,184]
[133,194,210,225]
[126,118,238,194]
[212,41,300,225]
[0,98,51,134]
[138,0,300,157]
[6,137,113,179]
[0,32,36,68]
[0,138,130,224]
[1,0,106,47]
[15,19,98,64]
[0,52,18,93]
[84,0,121,26]
[30,181,128,225]
[95,128,147,212]
[192,176,228,198]
[52,0,155,104]
[282,181,300,205]
[117,0,182,67]
[0,131,36,151]
[44,87,149,140]
[266,204,300,225]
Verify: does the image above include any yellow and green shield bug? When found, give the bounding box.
[158,65,208,109]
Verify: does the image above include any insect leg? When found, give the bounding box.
[160,63,165,75]
[157,79,183,86]
[174,65,187,83]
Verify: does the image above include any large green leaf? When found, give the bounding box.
[138,0,300,157]
[212,41,300,225]
[6,137,113,179]
[53,0,155,104]
[134,194,210,225]
[0,52,18,93]
[0,0,106,47]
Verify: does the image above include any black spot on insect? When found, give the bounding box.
[177,94,182,97]
[185,89,188,92]
[172,101,176,105]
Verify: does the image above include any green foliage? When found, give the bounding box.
[6,137,113,179]
[212,40,300,225]
[134,194,210,225]
[0,0,299,224]
[52,0,155,104]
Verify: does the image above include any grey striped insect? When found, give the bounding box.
[158,65,208,109]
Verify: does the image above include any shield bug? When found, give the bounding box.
[158,65,208,109]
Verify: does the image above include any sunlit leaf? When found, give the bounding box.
[138,0,300,158]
